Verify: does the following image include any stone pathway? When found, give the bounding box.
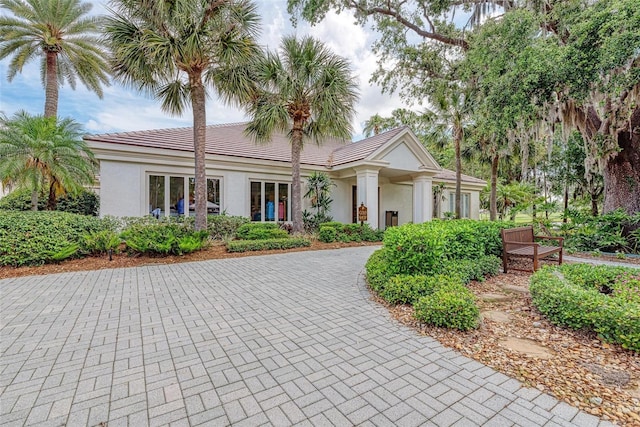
[564,255,640,268]
[1,247,613,426]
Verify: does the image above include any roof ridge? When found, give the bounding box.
[86,121,250,138]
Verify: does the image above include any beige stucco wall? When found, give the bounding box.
[380,182,413,227]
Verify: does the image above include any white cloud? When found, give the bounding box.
[0,0,409,139]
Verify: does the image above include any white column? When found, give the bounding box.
[356,168,380,229]
[413,175,433,223]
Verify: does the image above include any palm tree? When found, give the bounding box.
[363,114,387,137]
[243,36,358,234]
[0,0,110,118]
[0,111,97,210]
[427,83,472,219]
[105,0,260,231]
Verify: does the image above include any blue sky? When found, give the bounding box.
[0,0,407,139]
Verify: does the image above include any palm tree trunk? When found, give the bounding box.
[44,51,59,118]
[190,72,208,231]
[490,154,498,221]
[454,125,462,219]
[47,179,58,210]
[31,190,39,211]
[291,122,304,234]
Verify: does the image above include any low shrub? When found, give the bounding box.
[560,209,640,253]
[382,220,513,276]
[236,223,289,240]
[530,265,640,352]
[380,274,463,305]
[226,237,310,252]
[442,255,502,284]
[0,188,99,216]
[207,215,250,240]
[120,220,209,255]
[82,230,122,255]
[0,211,106,266]
[318,226,337,243]
[318,222,384,243]
[414,284,480,331]
[365,249,394,292]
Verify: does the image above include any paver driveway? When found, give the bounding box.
[1,247,611,426]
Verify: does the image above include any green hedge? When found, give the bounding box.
[227,238,311,252]
[364,249,394,292]
[0,210,106,266]
[414,284,480,331]
[530,264,640,352]
[318,222,384,243]
[236,223,289,240]
[442,255,502,284]
[382,220,513,276]
[379,274,464,305]
[0,188,99,216]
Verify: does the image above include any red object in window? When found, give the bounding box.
[278,202,285,220]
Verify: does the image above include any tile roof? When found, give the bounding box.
[85,123,485,185]
[330,127,408,166]
[434,169,486,185]
[85,122,347,167]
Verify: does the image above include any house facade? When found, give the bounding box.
[85,124,486,229]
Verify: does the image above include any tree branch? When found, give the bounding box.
[348,0,469,50]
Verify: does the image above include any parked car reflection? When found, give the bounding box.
[189,201,220,214]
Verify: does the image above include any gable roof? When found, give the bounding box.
[85,123,485,185]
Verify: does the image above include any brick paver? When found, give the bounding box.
[1,247,613,426]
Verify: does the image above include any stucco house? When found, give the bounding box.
[84,123,486,229]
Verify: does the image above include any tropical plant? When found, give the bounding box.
[304,171,334,222]
[243,35,358,233]
[105,0,260,231]
[0,111,97,210]
[0,0,110,117]
[425,82,472,219]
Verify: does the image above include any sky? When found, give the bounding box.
[0,0,408,140]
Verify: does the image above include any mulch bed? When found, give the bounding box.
[0,240,381,280]
[372,259,640,426]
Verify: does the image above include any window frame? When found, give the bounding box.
[147,174,222,218]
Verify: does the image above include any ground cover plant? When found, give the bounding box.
[559,209,640,255]
[530,264,640,352]
[366,220,509,330]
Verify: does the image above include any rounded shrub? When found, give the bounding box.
[318,226,337,243]
[365,249,393,293]
[0,210,106,266]
[236,223,289,240]
[530,265,640,352]
[414,285,480,331]
[380,274,464,305]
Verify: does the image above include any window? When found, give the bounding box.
[149,175,165,218]
[189,177,220,215]
[148,175,221,217]
[449,192,470,218]
[250,181,290,222]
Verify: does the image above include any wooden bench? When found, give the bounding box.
[501,226,564,273]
